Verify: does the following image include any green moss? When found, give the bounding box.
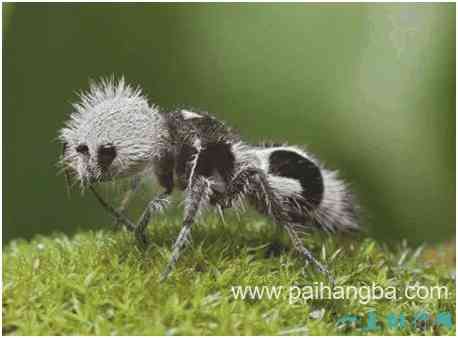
[3,217,455,335]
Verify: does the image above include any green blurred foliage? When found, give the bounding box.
[3,4,455,243]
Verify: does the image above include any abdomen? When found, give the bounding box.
[257,146,358,231]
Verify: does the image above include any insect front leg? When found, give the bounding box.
[90,186,137,231]
[90,186,172,245]
[113,175,141,228]
[160,176,212,281]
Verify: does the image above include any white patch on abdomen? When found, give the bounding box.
[267,175,303,197]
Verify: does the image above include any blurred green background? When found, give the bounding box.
[3,3,455,244]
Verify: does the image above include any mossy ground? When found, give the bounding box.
[2,215,456,335]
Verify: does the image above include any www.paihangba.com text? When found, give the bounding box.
[230,282,450,305]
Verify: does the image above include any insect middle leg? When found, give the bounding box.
[160,176,212,281]
[134,191,171,246]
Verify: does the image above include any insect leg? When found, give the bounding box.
[134,191,171,246]
[90,185,136,231]
[285,224,334,284]
[225,167,282,218]
[225,167,333,281]
[160,176,212,281]
[90,185,172,245]
[113,175,142,228]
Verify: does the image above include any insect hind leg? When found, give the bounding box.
[285,224,334,284]
[225,167,333,282]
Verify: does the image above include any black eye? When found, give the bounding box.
[98,144,117,169]
[76,144,89,155]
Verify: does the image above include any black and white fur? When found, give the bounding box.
[59,78,359,281]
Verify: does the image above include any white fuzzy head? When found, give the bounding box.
[59,77,167,187]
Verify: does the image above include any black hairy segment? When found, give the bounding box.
[195,142,235,182]
[268,149,324,208]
